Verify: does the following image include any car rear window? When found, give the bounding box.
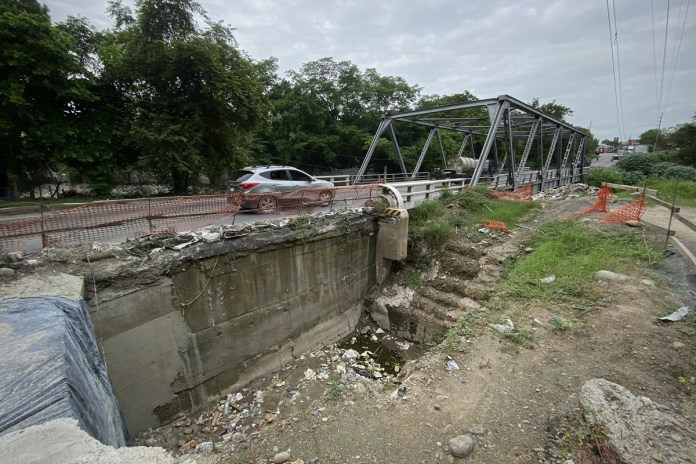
[260,170,289,180]
[289,169,312,181]
[233,170,253,182]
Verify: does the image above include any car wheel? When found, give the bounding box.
[256,195,277,214]
[319,190,333,206]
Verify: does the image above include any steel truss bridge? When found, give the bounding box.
[355,94,587,192]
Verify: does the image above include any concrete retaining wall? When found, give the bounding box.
[89,218,377,435]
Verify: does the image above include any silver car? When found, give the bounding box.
[228,165,334,213]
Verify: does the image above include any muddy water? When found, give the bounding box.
[336,324,422,377]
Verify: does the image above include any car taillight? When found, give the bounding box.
[239,182,259,190]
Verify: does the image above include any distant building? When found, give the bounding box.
[596,144,611,154]
[617,144,649,156]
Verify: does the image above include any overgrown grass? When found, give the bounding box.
[584,169,696,207]
[648,178,696,207]
[408,187,539,256]
[491,220,661,305]
[440,309,481,352]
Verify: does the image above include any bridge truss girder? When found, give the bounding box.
[355,94,587,188]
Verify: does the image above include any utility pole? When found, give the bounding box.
[654,112,663,152]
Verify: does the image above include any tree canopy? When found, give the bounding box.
[1,0,644,198]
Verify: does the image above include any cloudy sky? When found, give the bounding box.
[42,0,695,143]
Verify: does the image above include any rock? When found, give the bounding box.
[457,297,481,310]
[0,268,15,277]
[481,264,502,277]
[273,451,292,463]
[448,435,475,458]
[7,251,23,262]
[196,441,214,456]
[593,270,630,282]
[672,341,685,349]
[625,220,643,227]
[490,319,514,334]
[179,439,197,453]
[641,279,656,287]
[342,349,360,360]
[308,458,321,464]
[580,379,696,464]
[182,426,193,435]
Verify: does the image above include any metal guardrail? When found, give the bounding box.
[379,168,583,209]
[316,172,431,186]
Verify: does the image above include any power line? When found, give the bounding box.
[605,0,623,141]
[612,0,627,142]
[651,0,660,109]
[664,0,690,107]
[657,0,671,116]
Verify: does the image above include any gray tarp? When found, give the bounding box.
[0,296,127,447]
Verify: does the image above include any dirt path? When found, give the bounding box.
[137,194,696,464]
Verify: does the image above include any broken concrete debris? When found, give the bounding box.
[531,183,598,201]
[133,325,417,457]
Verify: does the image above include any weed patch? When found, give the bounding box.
[549,416,621,463]
[492,220,661,305]
[440,310,482,352]
[408,187,539,258]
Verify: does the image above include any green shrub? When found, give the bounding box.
[620,170,646,186]
[456,186,490,212]
[664,165,696,181]
[651,162,680,177]
[615,153,659,175]
[583,168,623,187]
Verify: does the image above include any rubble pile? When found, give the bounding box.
[531,183,598,201]
[133,324,417,458]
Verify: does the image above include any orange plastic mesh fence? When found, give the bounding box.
[598,195,646,223]
[243,184,384,214]
[0,195,241,252]
[482,220,509,233]
[562,186,611,220]
[489,184,532,201]
[0,186,385,252]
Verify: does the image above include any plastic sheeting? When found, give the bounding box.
[0,296,127,447]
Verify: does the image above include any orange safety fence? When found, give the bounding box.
[561,186,611,220]
[0,185,385,253]
[244,184,384,214]
[489,184,532,201]
[481,220,509,233]
[598,195,646,223]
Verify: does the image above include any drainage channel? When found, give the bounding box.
[133,320,422,451]
[336,322,422,379]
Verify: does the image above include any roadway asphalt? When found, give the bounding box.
[592,152,618,168]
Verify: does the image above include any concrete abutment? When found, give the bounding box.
[86,213,409,436]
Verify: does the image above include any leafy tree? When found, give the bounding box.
[638,128,668,150]
[601,138,620,150]
[259,57,420,173]
[0,0,90,196]
[530,97,573,122]
[98,0,269,193]
[670,122,696,166]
